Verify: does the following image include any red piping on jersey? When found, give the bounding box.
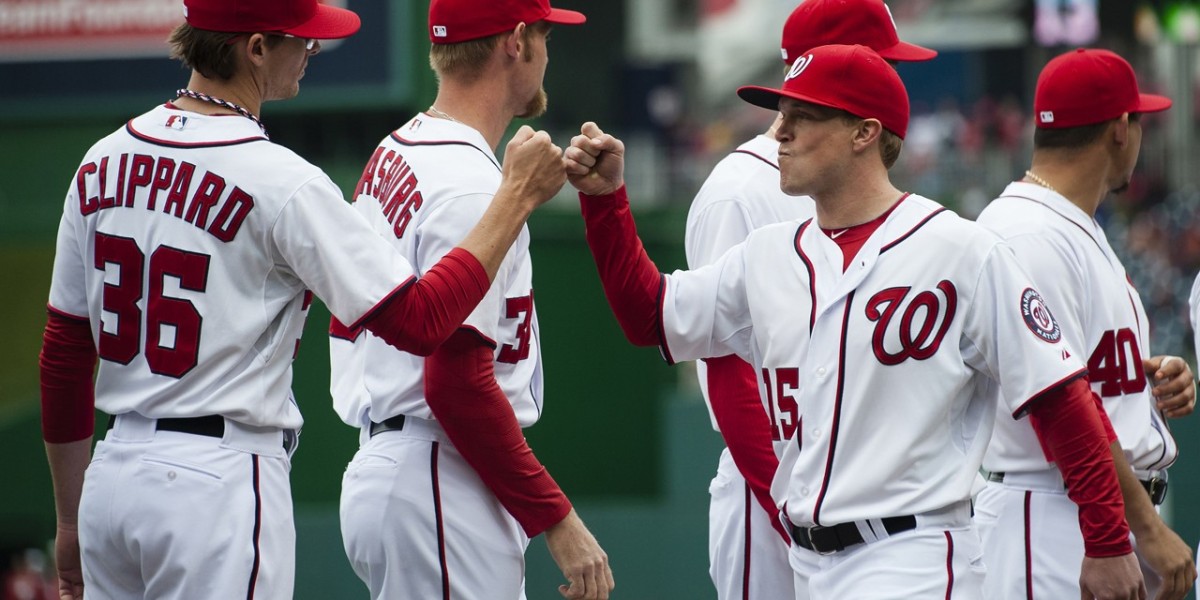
[794,220,817,332]
[1010,367,1086,419]
[246,455,262,600]
[389,131,502,172]
[457,323,499,350]
[812,290,856,526]
[125,121,265,148]
[1000,194,1105,254]
[944,530,955,600]
[731,149,780,171]
[46,304,89,323]
[742,482,752,600]
[430,442,451,600]
[1023,491,1034,600]
[656,274,675,365]
[879,198,944,254]
[347,276,418,331]
[328,316,362,342]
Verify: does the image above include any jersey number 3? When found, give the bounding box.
[1087,328,1146,397]
[94,232,210,378]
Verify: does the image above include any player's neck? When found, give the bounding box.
[1026,153,1109,217]
[175,73,263,122]
[811,171,902,230]
[431,83,516,151]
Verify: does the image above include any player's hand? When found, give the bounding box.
[1143,356,1195,418]
[544,508,614,600]
[499,125,567,210]
[54,521,84,600]
[1080,553,1146,600]
[563,122,625,196]
[1136,523,1196,600]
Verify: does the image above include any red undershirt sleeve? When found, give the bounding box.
[579,186,664,347]
[705,354,788,541]
[1027,377,1132,557]
[40,310,97,443]
[359,247,490,356]
[424,328,571,538]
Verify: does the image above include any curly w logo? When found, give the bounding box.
[865,281,958,365]
[786,54,814,81]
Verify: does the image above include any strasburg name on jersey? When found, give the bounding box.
[330,114,544,430]
[656,194,1083,526]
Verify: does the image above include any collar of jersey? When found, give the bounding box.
[396,113,498,166]
[128,104,268,145]
[1005,181,1099,239]
[743,134,780,162]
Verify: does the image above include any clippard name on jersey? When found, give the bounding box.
[74,153,254,242]
[354,146,423,240]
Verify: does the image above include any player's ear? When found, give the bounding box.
[244,33,269,67]
[1111,113,1131,147]
[851,118,884,154]
[503,23,527,60]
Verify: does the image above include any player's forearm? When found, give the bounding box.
[455,183,538,281]
[579,186,664,347]
[705,355,788,540]
[1109,441,1163,539]
[1028,377,1132,557]
[361,248,490,356]
[45,439,92,525]
[424,329,572,537]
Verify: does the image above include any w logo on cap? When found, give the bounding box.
[786,54,814,81]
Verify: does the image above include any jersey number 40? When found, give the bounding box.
[1087,328,1146,397]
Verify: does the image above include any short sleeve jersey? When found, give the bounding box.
[978,182,1177,473]
[684,135,815,433]
[47,105,417,429]
[657,194,1084,526]
[329,115,542,429]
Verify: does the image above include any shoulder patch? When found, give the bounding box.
[1021,287,1061,343]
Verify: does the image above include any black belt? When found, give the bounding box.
[107,414,225,437]
[790,515,917,555]
[368,415,407,437]
[987,471,1167,506]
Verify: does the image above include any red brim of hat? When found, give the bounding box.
[737,85,839,115]
[875,40,937,62]
[280,3,362,39]
[1136,93,1172,114]
[545,7,586,25]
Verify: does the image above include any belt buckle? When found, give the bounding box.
[799,525,840,556]
[1145,476,1168,505]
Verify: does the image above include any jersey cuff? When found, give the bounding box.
[1011,367,1087,420]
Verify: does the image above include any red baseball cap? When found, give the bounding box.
[183,0,361,39]
[738,44,910,139]
[781,0,936,64]
[429,0,586,44]
[1035,48,1172,129]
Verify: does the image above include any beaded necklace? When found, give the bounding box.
[175,88,268,137]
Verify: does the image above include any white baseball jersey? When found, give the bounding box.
[685,135,812,600]
[686,134,815,432]
[47,104,416,430]
[658,193,1083,527]
[329,114,542,430]
[978,182,1176,475]
[1189,272,1200,369]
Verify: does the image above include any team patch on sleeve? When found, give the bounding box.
[1020,287,1061,343]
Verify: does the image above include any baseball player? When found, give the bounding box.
[975,48,1197,600]
[685,3,936,598]
[38,0,567,597]
[564,44,1146,599]
[329,1,613,599]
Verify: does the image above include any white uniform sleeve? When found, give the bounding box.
[962,243,1085,418]
[685,200,755,269]
[1190,273,1200,362]
[47,190,90,318]
[272,175,417,326]
[661,242,754,363]
[413,192,506,344]
[1002,232,1089,360]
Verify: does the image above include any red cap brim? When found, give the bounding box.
[1136,93,1172,114]
[545,7,586,25]
[874,40,937,62]
[280,3,361,40]
[737,85,840,115]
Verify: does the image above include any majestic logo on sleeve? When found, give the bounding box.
[866,280,958,365]
[786,54,814,81]
[1020,288,1061,343]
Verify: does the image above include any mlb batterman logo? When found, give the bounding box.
[433,25,447,37]
[786,54,814,81]
[1040,110,1055,124]
[1021,288,1061,343]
